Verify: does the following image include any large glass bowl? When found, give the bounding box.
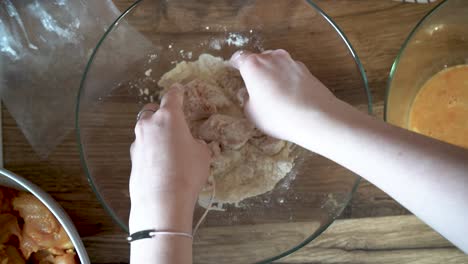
[386,0,468,127]
[77,0,371,263]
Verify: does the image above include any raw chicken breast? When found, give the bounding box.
[12,193,73,259]
[0,214,21,244]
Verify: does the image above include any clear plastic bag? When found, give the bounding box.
[0,0,153,158]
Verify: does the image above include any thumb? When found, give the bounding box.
[230,50,254,70]
[195,138,212,162]
[237,87,249,107]
[243,98,255,124]
[161,83,185,109]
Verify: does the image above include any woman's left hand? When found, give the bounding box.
[129,85,211,233]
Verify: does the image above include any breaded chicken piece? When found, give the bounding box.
[198,114,255,150]
[250,135,286,156]
[178,79,231,121]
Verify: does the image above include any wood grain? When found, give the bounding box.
[1,0,449,263]
[278,215,467,264]
[80,215,467,264]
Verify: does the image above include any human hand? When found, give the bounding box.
[129,85,211,233]
[230,50,340,144]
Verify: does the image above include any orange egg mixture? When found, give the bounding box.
[409,65,468,148]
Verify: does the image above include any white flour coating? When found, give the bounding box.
[158,54,294,207]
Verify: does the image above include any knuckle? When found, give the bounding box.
[134,121,145,135]
[130,142,136,156]
[242,54,262,69]
[153,108,173,124]
[155,108,171,118]
[295,60,306,70]
[161,101,176,111]
[275,49,290,56]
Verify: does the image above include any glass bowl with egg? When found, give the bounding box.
[386,0,468,149]
[77,0,371,262]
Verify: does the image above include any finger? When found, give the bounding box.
[273,49,292,58]
[196,139,212,159]
[130,142,135,159]
[160,83,185,109]
[236,87,249,107]
[137,103,159,121]
[230,50,254,69]
[243,100,254,124]
[261,50,274,54]
[296,60,308,70]
[196,138,210,155]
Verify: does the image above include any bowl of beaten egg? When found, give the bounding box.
[386,0,468,149]
[77,0,371,263]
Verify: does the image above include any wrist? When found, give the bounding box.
[129,191,196,234]
[130,170,201,201]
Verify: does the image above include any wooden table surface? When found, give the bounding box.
[3,0,467,263]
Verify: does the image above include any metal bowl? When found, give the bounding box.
[0,168,90,264]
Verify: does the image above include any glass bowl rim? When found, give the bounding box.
[384,0,449,122]
[75,0,372,262]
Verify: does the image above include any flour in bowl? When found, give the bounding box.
[158,54,294,207]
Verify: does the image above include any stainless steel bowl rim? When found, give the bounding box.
[0,168,91,264]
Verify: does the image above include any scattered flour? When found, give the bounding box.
[144,69,152,77]
[226,33,249,47]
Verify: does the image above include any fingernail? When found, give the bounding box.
[230,50,243,62]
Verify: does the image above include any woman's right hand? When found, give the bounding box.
[230,50,340,144]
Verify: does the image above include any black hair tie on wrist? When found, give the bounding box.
[127,229,193,243]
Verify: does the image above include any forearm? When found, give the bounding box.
[129,191,195,264]
[298,100,468,252]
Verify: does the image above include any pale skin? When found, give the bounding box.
[129,50,468,263]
